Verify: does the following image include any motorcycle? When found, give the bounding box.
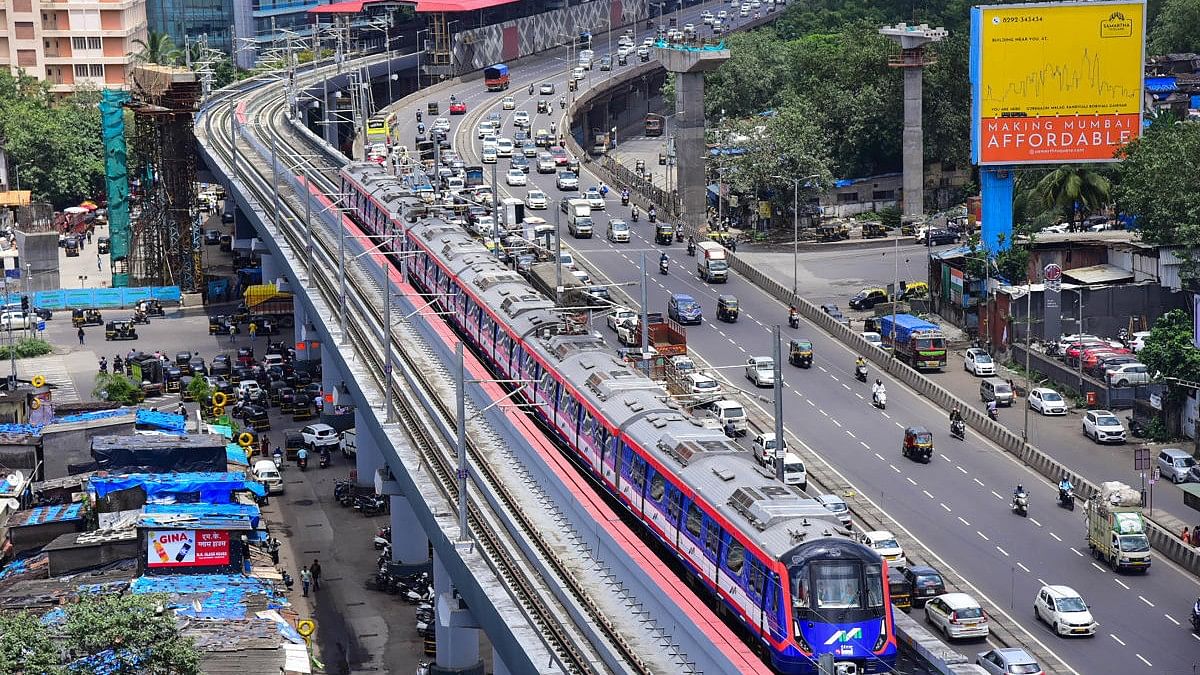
[1012,491,1029,517]
[621,191,630,206]
[1117,327,1131,347]
[319,448,331,469]
[659,259,669,275]
[675,229,684,243]
[297,454,308,471]
[648,208,657,223]
[559,97,566,110]
[687,242,696,256]
[272,449,284,470]
[356,493,388,516]
[415,111,422,122]
[950,419,965,440]
[528,83,534,95]
[872,390,887,410]
[987,405,999,421]
[374,526,391,550]
[1192,600,1200,633]
[281,570,294,592]
[631,207,639,222]
[854,364,868,383]
[788,313,800,330]
[1058,488,1075,511]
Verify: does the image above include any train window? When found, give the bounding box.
[794,573,810,608]
[594,424,609,452]
[765,573,781,615]
[685,503,702,537]
[481,315,494,339]
[667,487,681,523]
[813,561,864,610]
[865,563,884,608]
[631,456,646,489]
[539,372,555,395]
[704,522,720,557]
[747,558,765,598]
[724,539,745,576]
[581,412,594,439]
[649,473,665,501]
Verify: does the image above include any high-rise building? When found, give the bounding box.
[146,0,233,57]
[0,0,149,94]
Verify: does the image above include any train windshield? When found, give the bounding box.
[790,559,884,624]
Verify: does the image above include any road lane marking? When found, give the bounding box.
[990,490,1004,500]
[1091,562,1105,572]
[1070,547,1083,557]
[819,409,828,417]
[856,392,864,399]
[832,419,842,427]
[1165,614,1180,626]
[1136,654,1151,667]
[807,399,815,407]
[889,464,901,473]
[940,502,951,513]
[922,489,934,499]
[1138,595,1154,607]
[842,383,851,391]
[977,531,990,541]
[1114,578,1129,590]
[906,477,918,486]
[881,412,891,419]
[1049,532,1062,542]
[996,545,1009,557]
[973,478,985,486]
[1028,517,1042,527]
[830,375,839,382]
[939,453,950,462]
[875,453,885,461]
[1017,562,1030,573]
[1038,578,1048,587]
[846,430,856,438]
[956,465,967,474]
[1110,634,1125,646]
[895,422,904,428]
[860,442,870,450]
[818,366,827,372]
[958,517,971,527]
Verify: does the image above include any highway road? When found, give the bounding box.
[376,3,1200,673]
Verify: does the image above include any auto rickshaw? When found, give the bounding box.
[902,425,934,463]
[655,222,675,245]
[427,102,439,116]
[716,295,739,322]
[175,351,193,375]
[238,404,270,431]
[816,224,849,242]
[71,308,102,327]
[129,309,149,325]
[97,236,110,254]
[888,567,913,612]
[861,222,888,239]
[788,339,814,368]
[208,314,233,335]
[164,366,182,393]
[104,320,137,341]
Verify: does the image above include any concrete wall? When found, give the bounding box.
[15,230,59,291]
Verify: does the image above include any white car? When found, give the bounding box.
[859,530,907,568]
[1034,585,1098,637]
[495,138,514,157]
[701,11,714,23]
[513,110,530,127]
[556,171,578,190]
[1082,409,1126,444]
[505,169,527,186]
[559,252,575,268]
[745,356,775,387]
[481,133,498,149]
[964,347,996,376]
[607,307,637,331]
[1057,333,1100,353]
[536,154,556,173]
[521,141,538,158]
[477,123,493,139]
[301,423,340,448]
[501,95,515,110]
[925,593,989,640]
[618,45,632,57]
[751,432,787,463]
[815,494,852,528]
[584,189,605,209]
[237,380,262,397]
[525,190,548,209]
[472,215,495,236]
[570,269,591,285]
[615,317,638,345]
[1107,362,1151,387]
[717,9,728,19]
[642,37,654,47]
[1028,387,1068,415]
[572,66,585,81]
[862,331,885,350]
[606,219,630,243]
[481,147,497,163]
[433,117,450,132]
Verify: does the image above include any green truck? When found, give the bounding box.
[1086,481,1151,572]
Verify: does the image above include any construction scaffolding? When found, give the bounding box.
[128,65,203,292]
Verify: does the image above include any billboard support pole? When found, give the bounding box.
[981,167,1015,255]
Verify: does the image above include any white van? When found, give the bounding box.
[252,459,284,494]
[707,399,747,436]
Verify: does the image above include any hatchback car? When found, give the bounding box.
[481,147,497,164]
[509,155,530,173]
[848,287,888,310]
[525,190,548,210]
[745,356,775,387]
[976,648,1044,675]
[1082,410,1125,444]
[925,593,989,640]
[556,171,579,190]
[862,331,886,351]
[1027,388,1067,415]
[815,494,852,528]
[964,348,996,376]
[449,101,467,114]
[606,219,630,243]
[1157,448,1197,483]
[204,229,221,245]
[903,566,946,607]
[505,169,527,186]
[859,530,907,568]
[1107,362,1150,387]
[501,95,515,110]
[667,293,702,325]
[1033,585,1097,637]
[539,83,555,95]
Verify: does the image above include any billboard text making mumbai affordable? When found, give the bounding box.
[970,1,1146,165]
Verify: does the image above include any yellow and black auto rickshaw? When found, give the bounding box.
[902,425,934,463]
[164,366,182,393]
[104,320,138,341]
[788,339,814,368]
[71,308,102,327]
[816,224,849,242]
[716,295,739,323]
[427,101,439,116]
[862,222,888,239]
[537,99,550,114]
[888,567,913,612]
[654,222,675,245]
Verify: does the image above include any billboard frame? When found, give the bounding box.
[970,0,1147,167]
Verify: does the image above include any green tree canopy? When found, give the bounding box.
[131,31,181,65]
[1139,309,1200,387]
[1034,165,1112,228]
[1114,120,1200,256]
[1149,0,1200,54]
[0,611,61,675]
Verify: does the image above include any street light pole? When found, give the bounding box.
[1023,280,1032,441]
[455,340,470,542]
[773,325,785,482]
[792,178,799,296]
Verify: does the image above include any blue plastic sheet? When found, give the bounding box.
[39,607,67,626]
[131,574,288,618]
[89,472,263,503]
[142,502,261,529]
[136,409,186,433]
[67,648,141,675]
[226,443,249,465]
[17,503,83,525]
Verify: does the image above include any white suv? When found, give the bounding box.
[1034,585,1098,637]
[301,423,340,448]
[1082,410,1126,444]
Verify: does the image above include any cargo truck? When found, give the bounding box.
[1086,481,1151,572]
[876,314,947,371]
[621,312,687,357]
[695,240,729,283]
[483,64,510,91]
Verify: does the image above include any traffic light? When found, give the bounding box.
[20,296,28,313]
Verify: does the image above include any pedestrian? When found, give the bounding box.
[300,565,312,596]
[249,321,257,342]
[268,537,280,565]
[1184,526,1191,545]
[228,323,238,344]
[97,254,102,271]
[77,327,85,345]
[728,237,737,253]
[1195,524,1200,546]
[311,558,322,591]
[261,434,270,457]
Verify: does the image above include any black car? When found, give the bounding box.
[510,155,530,173]
[902,566,946,607]
[925,229,958,246]
[204,229,221,245]
[599,55,613,71]
[848,288,889,310]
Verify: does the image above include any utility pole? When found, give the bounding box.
[455,341,469,542]
[773,326,785,482]
[640,252,649,374]
[554,207,563,306]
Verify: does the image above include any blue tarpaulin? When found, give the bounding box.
[141,502,261,529]
[19,286,180,310]
[135,409,185,433]
[12,503,83,525]
[1145,76,1177,93]
[89,472,264,503]
[67,648,142,675]
[131,574,288,618]
[1192,95,1200,110]
[226,443,250,466]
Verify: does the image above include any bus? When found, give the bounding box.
[366,113,395,147]
[644,113,665,137]
[484,63,510,91]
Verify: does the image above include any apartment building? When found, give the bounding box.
[0,0,148,94]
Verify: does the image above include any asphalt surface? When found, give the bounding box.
[380,3,1200,672]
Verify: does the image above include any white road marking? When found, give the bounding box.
[922,489,935,499]
[889,464,901,474]
[846,430,856,438]
[842,383,851,391]
[977,531,990,541]
[881,411,891,419]
[955,465,968,474]
[1091,562,1105,573]
[895,422,904,428]
[906,477,918,486]
[875,453,885,461]
[1110,634,1125,646]
[1049,532,1062,542]
[939,453,950,462]
[939,502,951,513]
[973,478,985,487]
[1070,547,1084,557]
[1136,654,1152,668]
[1017,562,1030,573]
[996,545,1009,557]
[1038,578,1048,587]
[819,409,828,416]
[860,442,871,450]
[1028,517,1042,527]
[957,516,971,527]
[855,392,864,399]
[1138,595,1154,607]
[818,366,827,372]
[807,399,815,407]
[832,419,842,428]
[1165,614,1180,626]
[830,375,839,382]
[990,490,1004,500]
[1114,578,1130,590]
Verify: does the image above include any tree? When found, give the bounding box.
[93,372,142,404]
[131,31,180,66]
[0,612,61,675]
[64,594,200,674]
[1114,120,1200,265]
[187,374,213,406]
[1149,0,1200,54]
[1034,165,1111,230]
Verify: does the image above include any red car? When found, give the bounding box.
[449,101,467,115]
[1063,340,1109,363]
[550,146,568,165]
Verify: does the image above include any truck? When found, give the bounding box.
[876,313,947,371]
[622,312,687,357]
[1086,481,1151,572]
[696,240,729,283]
[566,199,593,238]
[528,262,590,308]
[484,64,510,91]
[500,197,525,233]
[464,166,484,188]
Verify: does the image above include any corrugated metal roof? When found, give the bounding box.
[1060,263,1134,285]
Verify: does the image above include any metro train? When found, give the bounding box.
[340,161,898,674]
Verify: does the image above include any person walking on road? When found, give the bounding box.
[300,566,312,596]
[249,321,257,342]
[267,537,280,565]
[77,327,85,345]
[97,254,102,271]
[311,558,322,591]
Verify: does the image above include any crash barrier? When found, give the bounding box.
[1009,343,1136,410]
[893,610,987,674]
[725,250,1200,579]
[597,154,681,218]
[16,286,181,310]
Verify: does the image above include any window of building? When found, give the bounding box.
[837,192,858,204]
[74,64,90,77]
[871,190,895,201]
[90,64,104,77]
[17,50,36,67]
[15,22,34,40]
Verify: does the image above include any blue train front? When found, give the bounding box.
[776,539,898,674]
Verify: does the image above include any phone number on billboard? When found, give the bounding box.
[999,15,1044,22]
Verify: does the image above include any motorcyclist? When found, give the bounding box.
[789,305,800,327]
[855,356,866,369]
[687,236,696,256]
[986,399,998,418]
[99,357,108,373]
[659,252,669,268]
[648,206,657,222]
[1058,475,1074,500]
[550,122,557,135]
[871,379,885,404]
[528,83,534,95]
[297,446,309,468]
[559,95,566,109]
[950,407,963,423]
[1014,483,1026,498]
[631,205,640,221]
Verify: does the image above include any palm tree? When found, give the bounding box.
[130,32,181,66]
[1035,165,1112,231]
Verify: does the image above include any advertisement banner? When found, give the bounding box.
[971,1,1146,165]
[950,268,965,306]
[146,529,231,568]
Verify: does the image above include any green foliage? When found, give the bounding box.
[1114,120,1200,267]
[660,73,676,108]
[1034,165,1111,228]
[93,372,142,404]
[131,31,181,65]
[1149,0,1200,54]
[64,594,200,674]
[0,612,61,675]
[0,337,52,359]
[995,245,1030,284]
[877,206,902,229]
[187,374,213,404]
[1139,309,1200,386]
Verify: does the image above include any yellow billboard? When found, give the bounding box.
[971,1,1145,165]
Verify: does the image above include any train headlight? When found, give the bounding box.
[872,619,887,651]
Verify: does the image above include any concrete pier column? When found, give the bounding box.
[431,552,484,675]
[322,94,339,148]
[353,407,385,488]
[321,344,338,408]
[387,494,430,567]
[259,252,279,285]
[491,648,511,675]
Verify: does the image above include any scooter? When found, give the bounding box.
[1012,491,1029,517]
[854,364,868,382]
[272,449,284,470]
[987,405,999,421]
[872,390,887,410]
[415,111,422,122]
[297,455,308,471]
[1191,600,1200,633]
[1057,488,1075,511]
[98,358,108,374]
[319,449,331,469]
[687,241,696,256]
[631,207,639,222]
[281,570,294,592]
[675,230,684,243]
[659,259,669,275]
[374,526,391,549]
[950,419,965,440]
[648,209,658,223]
[788,314,800,330]
[621,191,630,206]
